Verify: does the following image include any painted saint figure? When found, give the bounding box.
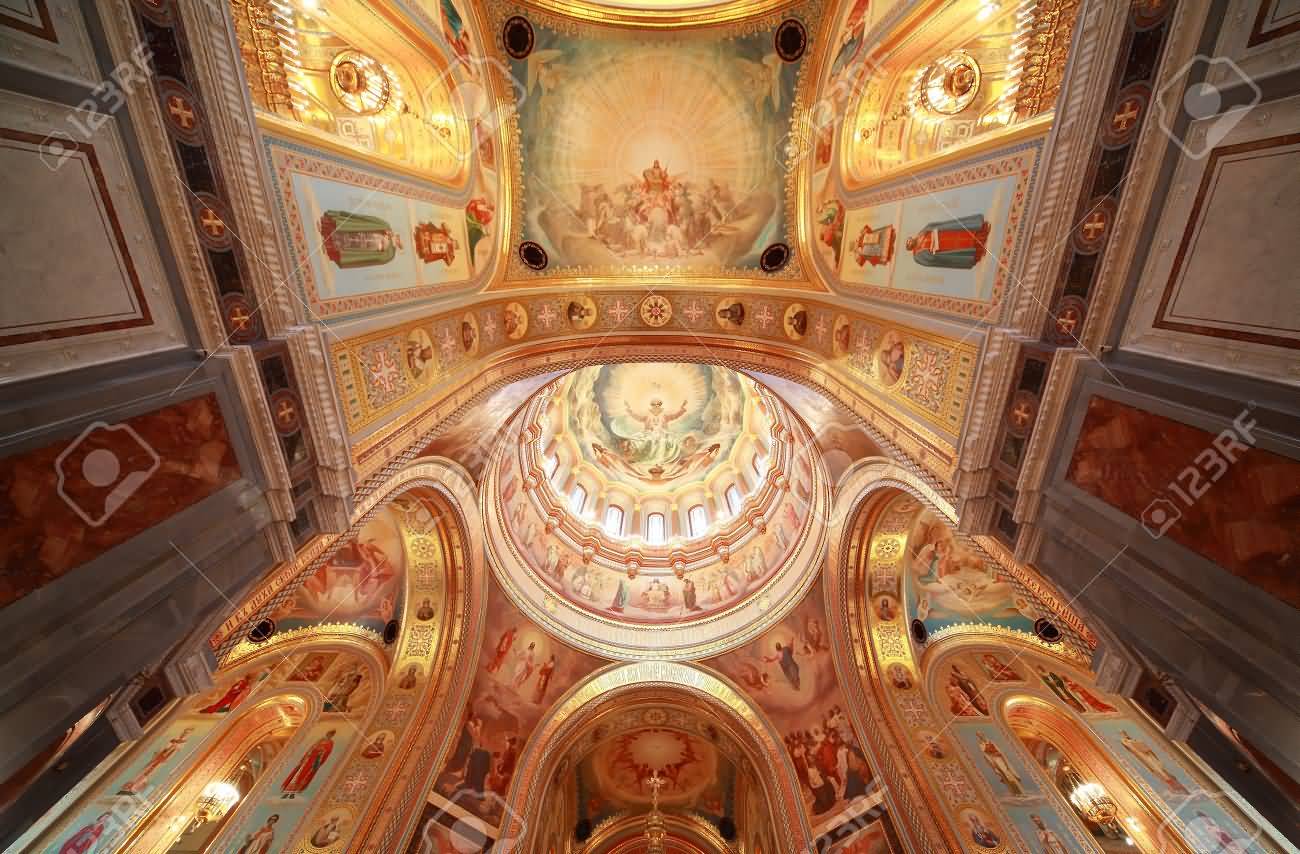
[682,577,701,611]
[119,727,193,795]
[966,813,999,849]
[905,214,991,269]
[1035,665,1086,714]
[610,578,629,613]
[1030,814,1070,854]
[533,654,557,704]
[325,668,363,712]
[318,210,403,269]
[361,733,388,759]
[950,665,989,715]
[1119,729,1189,795]
[485,628,516,673]
[512,641,537,689]
[976,732,1023,795]
[1064,675,1117,713]
[979,652,1021,682]
[58,812,113,854]
[281,730,336,797]
[310,816,344,847]
[199,674,257,714]
[236,815,279,854]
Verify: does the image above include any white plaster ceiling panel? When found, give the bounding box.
[1120,90,1300,386]
[0,91,186,383]
[0,0,100,86]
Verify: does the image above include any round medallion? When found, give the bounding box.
[190,192,232,250]
[1102,84,1150,148]
[760,242,791,273]
[714,298,745,330]
[638,294,672,327]
[503,301,529,340]
[460,312,480,356]
[782,303,808,341]
[774,19,807,63]
[157,79,203,144]
[1050,295,1087,344]
[268,389,301,436]
[502,15,534,60]
[831,314,853,357]
[566,295,598,330]
[221,293,259,343]
[1005,390,1040,438]
[519,241,548,270]
[1072,196,1117,254]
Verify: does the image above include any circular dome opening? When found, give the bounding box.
[482,363,830,660]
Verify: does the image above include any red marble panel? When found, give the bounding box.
[0,393,241,607]
[1066,396,1299,609]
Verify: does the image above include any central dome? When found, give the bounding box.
[482,363,830,660]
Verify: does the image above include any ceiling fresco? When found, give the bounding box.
[483,367,831,658]
[549,363,767,491]
[585,727,728,812]
[497,5,817,280]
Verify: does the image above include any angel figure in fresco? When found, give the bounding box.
[763,642,801,691]
[976,732,1024,796]
[235,814,279,854]
[1030,814,1070,854]
[118,727,193,795]
[281,730,336,797]
[979,652,1022,683]
[1120,729,1189,795]
[485,627,516,674]
[58,812,113,854]
[734,52,786,114]
[1064,675,1117,713]
[318,211,403,269]
[512,641,538,689]
[533,654,557,704]
[905,214,991,269]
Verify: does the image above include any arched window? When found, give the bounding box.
[604,505,624,537]
[751,452,766,477]
[687,505,708,538]
[571,485,587,515]
[546,455,560,480]
[646,512,666,545]
[725,484,743,516]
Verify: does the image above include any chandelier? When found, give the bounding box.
[189,780,241,832]
[1063,766,1118,825]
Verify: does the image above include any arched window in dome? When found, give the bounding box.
[725,484,743,517]
[546,455,560,480]
[751,452,766,478]
[646,512,666,545]
[687,504,708,538]
[571,485,588,515]
[604,505,625,537]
